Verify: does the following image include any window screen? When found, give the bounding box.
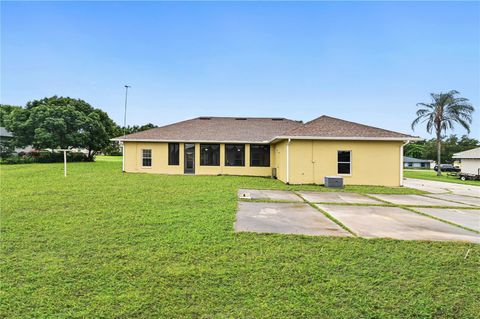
[200,144,220,166]
[250,145,270,167]
[168,143,179,165]
[225,144,245,166]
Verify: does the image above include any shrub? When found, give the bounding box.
[0,151,92,164]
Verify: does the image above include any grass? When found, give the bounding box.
[1,157,479,318]
[404,169,480,186]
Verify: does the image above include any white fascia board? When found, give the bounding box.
[110,138,271,144]
[111,136,422,143]
[271,136,422,142]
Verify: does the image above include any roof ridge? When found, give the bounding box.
[193,116,298,121]
[317,115,413,136]
[285,114,415,137]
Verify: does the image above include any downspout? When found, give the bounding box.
[400,140,410,186]
[121,141,125,172]
[286,138,291,184]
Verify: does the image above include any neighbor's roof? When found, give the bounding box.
[113,115,418,143]
[403,156,433,163]
[277,116,416,140]
[114,117,302,143]
[452,147,480,159]
[0,127,13,137]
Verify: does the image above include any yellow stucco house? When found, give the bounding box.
[113,115,418,186]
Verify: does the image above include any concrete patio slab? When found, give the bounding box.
[415,208,480,232]
[237,189,302,202]
[426,194,480,207]
[297,191,381,204]
[235,201,351,237]
[368,194,470,207]
[316,204,480,243]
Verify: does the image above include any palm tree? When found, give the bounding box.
[412,90,474,176]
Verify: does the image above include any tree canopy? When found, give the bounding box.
[2,96,117,159]
[404,134,479,163]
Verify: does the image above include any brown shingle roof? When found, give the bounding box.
[114,115,417,142]
[117,117,302,143]
[280,115,416,139]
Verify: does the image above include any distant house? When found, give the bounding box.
[0,127,34,154]
[113,115,419,186]
[452,147,480,175]
[403,156,434,169]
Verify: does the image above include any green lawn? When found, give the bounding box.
[1,158,478,318]
[404,169,480,186]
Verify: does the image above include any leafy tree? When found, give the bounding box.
[120,123,158,135]
[4,96,117,160]
[404,142,425,159]
[404,135,479,164]
[411,90,475,175]
[0,104,22,127]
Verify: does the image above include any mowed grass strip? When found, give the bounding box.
[1,158,479,318]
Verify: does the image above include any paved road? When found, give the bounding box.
[404,178,480,197]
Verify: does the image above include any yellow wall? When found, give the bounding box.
[124,142,185,174]
[280,140,402,186]
[124,140,403,186]
[124,142,274,177]
[273,140,287,182]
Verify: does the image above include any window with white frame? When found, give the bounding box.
[337,150,351,174]
[142,149,152,167]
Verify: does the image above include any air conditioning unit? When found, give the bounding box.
[324,176,343,188]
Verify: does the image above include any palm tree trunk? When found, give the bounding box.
[436,132,442,176]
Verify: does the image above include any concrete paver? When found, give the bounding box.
[426,194,480,207]
[414,208,480,232]
[316,204,480,243]
[235,201,351,237]
[368,194,469,207]
[404,178,480,197]
[238,189,302,202]
[297,191,381,204]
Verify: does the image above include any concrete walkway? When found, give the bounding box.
[404,178,480,197]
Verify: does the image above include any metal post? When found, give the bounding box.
[122,85,131,172]
[64,150,67,177]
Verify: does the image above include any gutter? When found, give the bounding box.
[286,138,291,184]
[271,136,422,142]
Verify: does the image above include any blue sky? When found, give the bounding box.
[1,1,479,139]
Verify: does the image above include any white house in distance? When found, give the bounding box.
[452,147,480,176]
[403,156,434,169]
[0,127,34,154]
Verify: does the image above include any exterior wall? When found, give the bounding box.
[124,142,274,177]
[278,140,403,186]
[274,140,287,182]
[124,140,404,186]
[124,141,185,174]
[458,159,480,175]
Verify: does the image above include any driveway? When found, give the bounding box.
[404,178,480,197]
